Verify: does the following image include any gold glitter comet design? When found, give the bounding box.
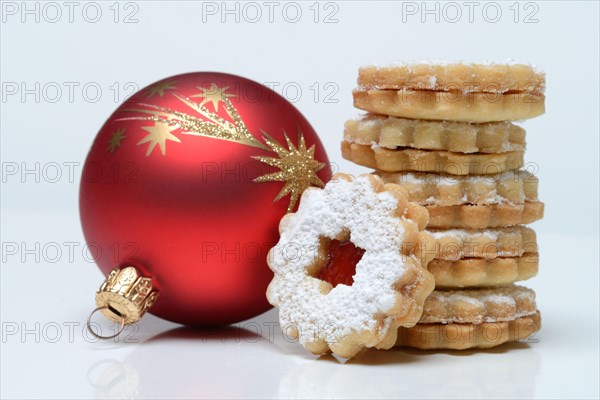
[115,83,325,211]
[119,92,266,150]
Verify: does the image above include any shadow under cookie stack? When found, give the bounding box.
[343,62,545,349]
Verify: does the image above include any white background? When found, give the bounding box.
[1,1,599,399]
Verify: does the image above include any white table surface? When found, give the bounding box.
[1,211,598,399]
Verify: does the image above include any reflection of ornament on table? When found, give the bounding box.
[86,325,287,399]
[81,72,332,333]
[87,359,139,400]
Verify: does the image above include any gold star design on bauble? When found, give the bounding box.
[253,130,325,212]
[191,83,235,112]
[107,128,126,153]
[144,79,178,99]
[137,121,181,156]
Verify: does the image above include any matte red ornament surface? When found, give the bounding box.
[80,72,331,326]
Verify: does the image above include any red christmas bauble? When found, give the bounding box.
[80,72,331,326]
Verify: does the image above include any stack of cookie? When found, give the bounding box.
[343,62,545,349]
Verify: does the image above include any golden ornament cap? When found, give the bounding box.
[87,266,159,339]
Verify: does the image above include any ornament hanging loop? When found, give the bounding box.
[87,306,126,340]
[88,266,159,340]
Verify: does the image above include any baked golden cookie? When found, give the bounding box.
[344,114,526,154]
[396,311,541,350]
[428,254,539,288]
[396,285,540,349]
[426,201,544,229]
[342,141,524,175]
[427,226,538,260]
[266,173,434,358]
[420,285,537,324]
[354,62,545,122]
[358,62,545,94]
[376,170,538,206]
[353,89,545,123]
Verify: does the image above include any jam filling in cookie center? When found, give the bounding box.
[316,240,365,288]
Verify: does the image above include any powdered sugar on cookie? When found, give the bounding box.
[267,174,433,357]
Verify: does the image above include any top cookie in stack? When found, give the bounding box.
[354,62,545,122]
[342,62,545,349]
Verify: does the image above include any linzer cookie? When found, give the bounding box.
[419,285,537,324]
[376,170,538,206]
[426,201,544,229]
[354,62,545,122]
[344,115,526,154]
[353,90,544,123]
[342,141,524,175]
[427,226,538,260]
[422,227,539,287]
[358,62,545,94]
[396,311,541,350]
[266,174,434,359]
[427,254,539,288]
[395,286,540,349]
[373,170,544,228]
